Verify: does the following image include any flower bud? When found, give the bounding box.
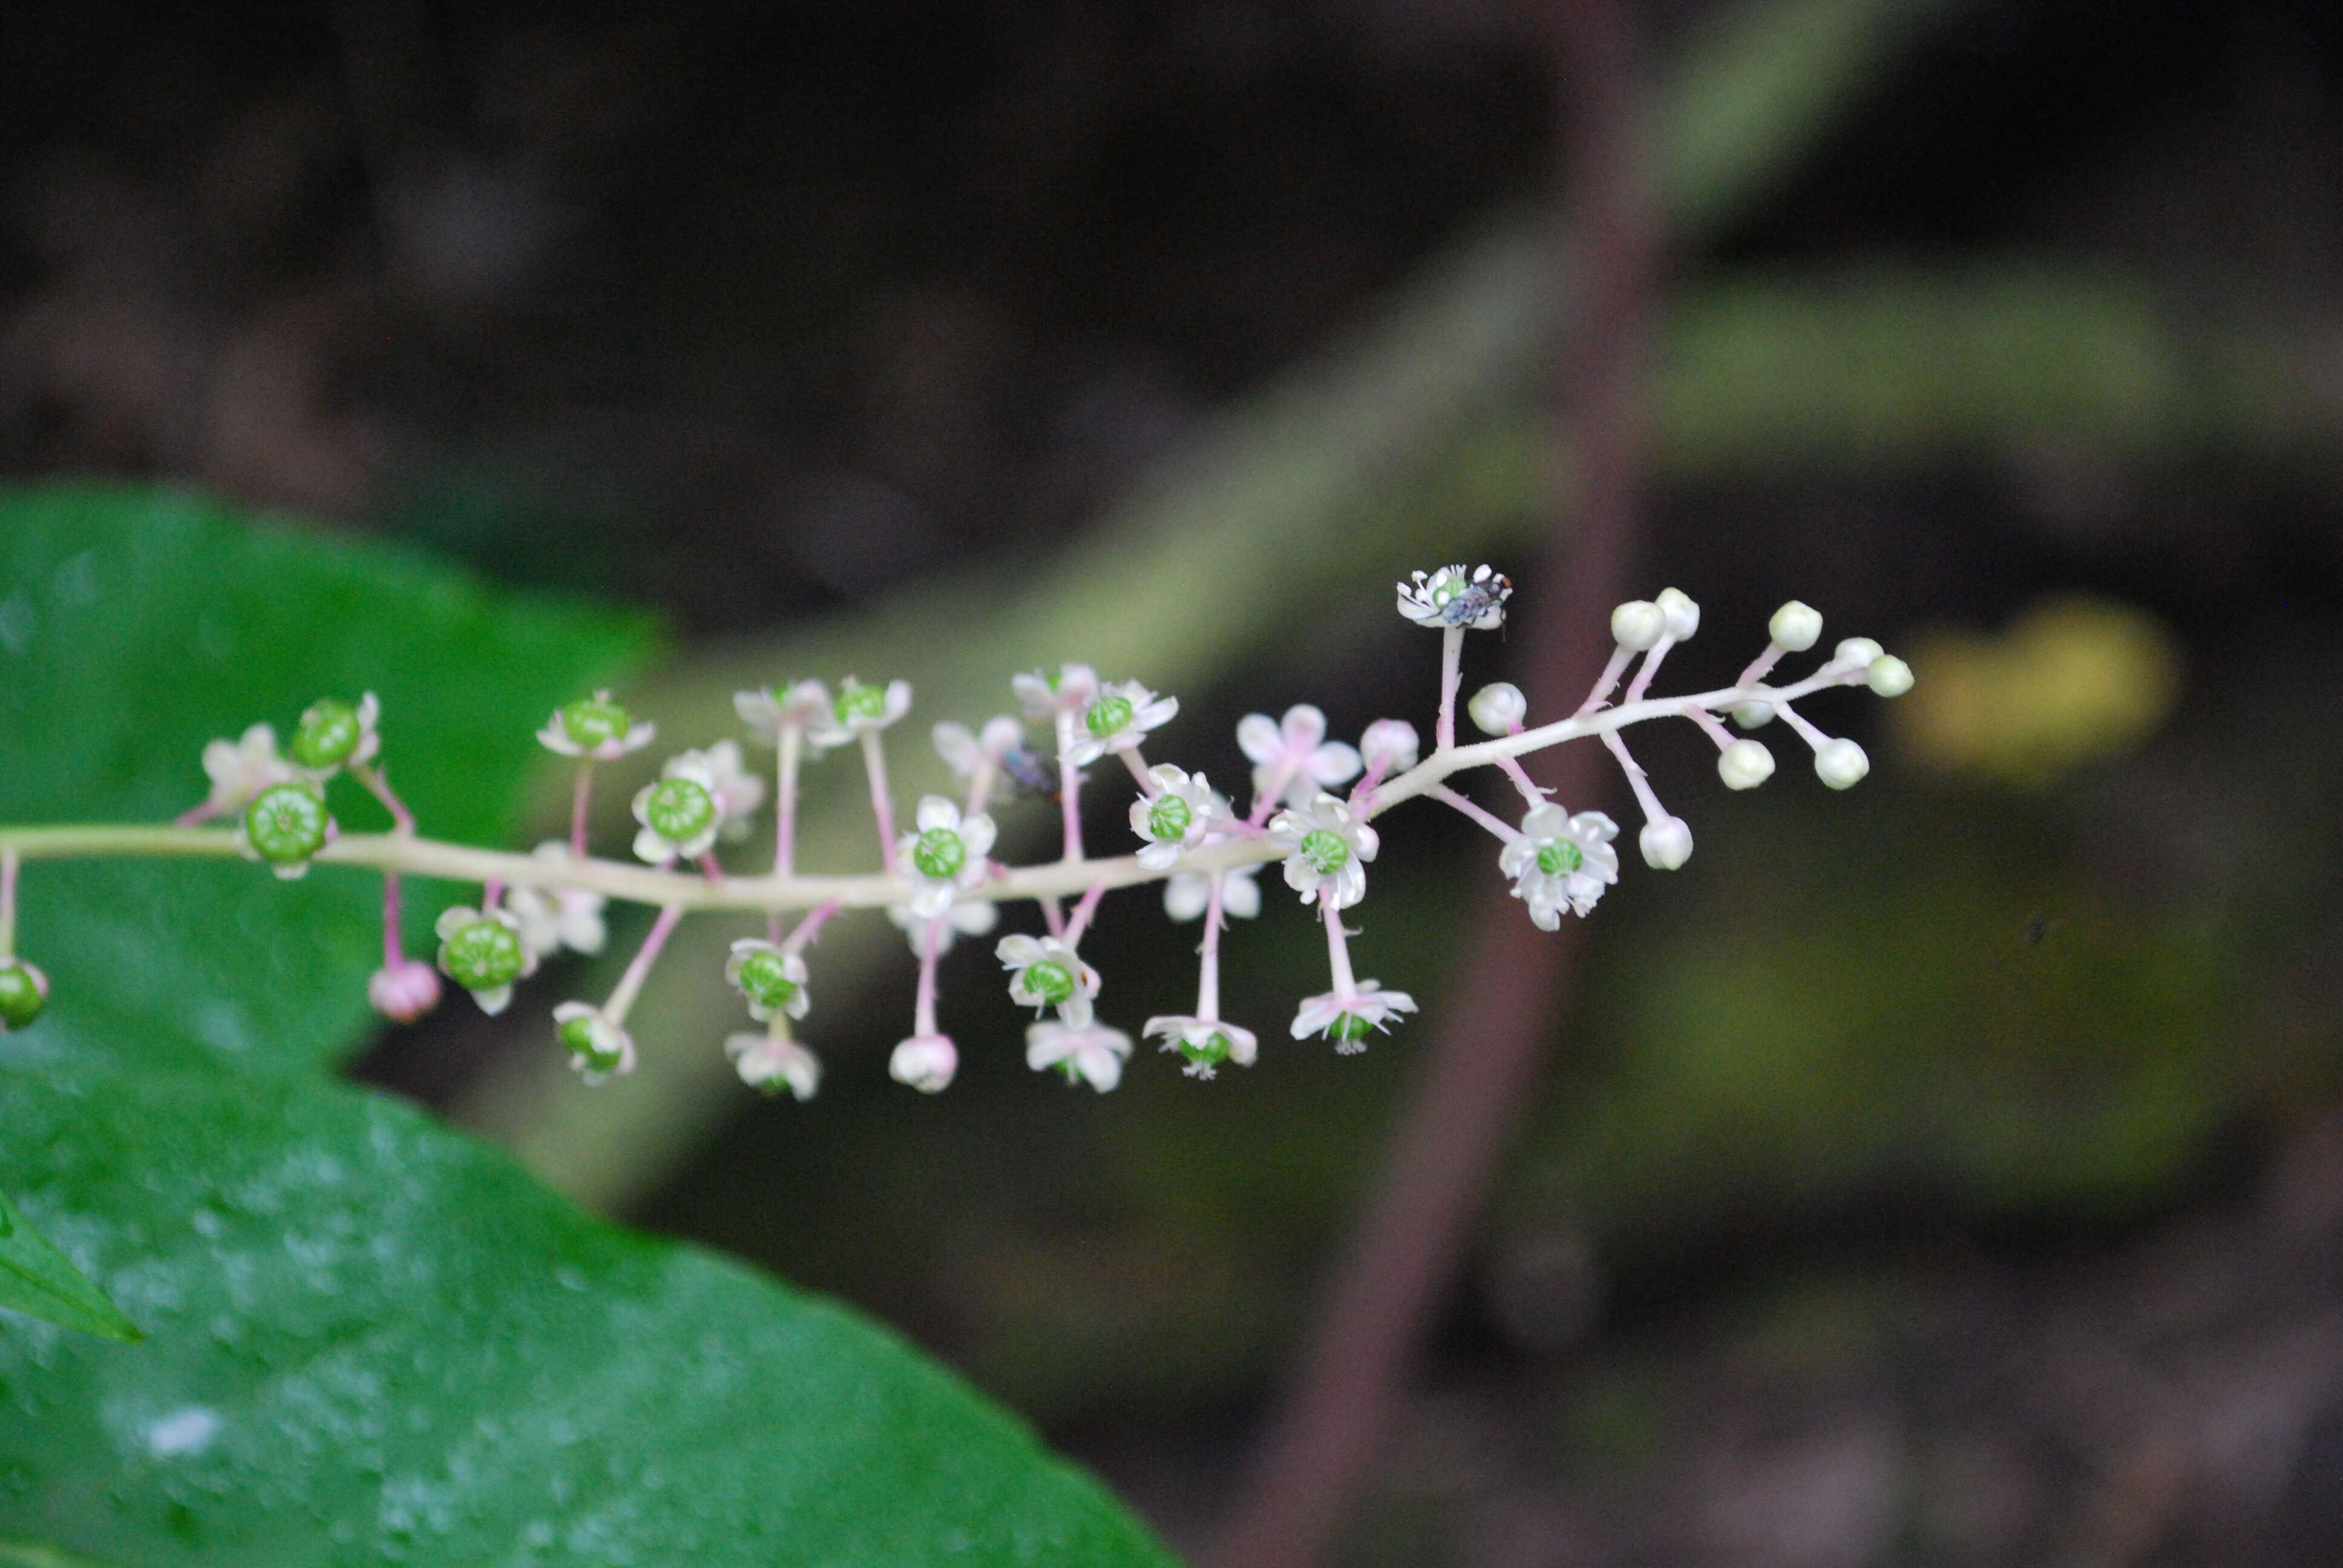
[1358,719,1420,776]
[1866,654,1913,697]
[1768,600,1823,652]
[242,781,332,877]
[890,1034,958,1093]
[1815,738,1870,789]
[1656,587,1701,640]
[1730,701,1775,729]
[367,959,441,1024]
[1717,739,1775,791]
[0,958,49,1031]
[1467,682,1527,736]
[1639,815,1694,870]
[1833,637,1883,669]
[1610,600,1666,651]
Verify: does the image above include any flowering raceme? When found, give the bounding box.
[0,566,1913,1102]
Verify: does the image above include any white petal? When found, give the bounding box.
[1236,714,1282,765]
[914,795,958,834]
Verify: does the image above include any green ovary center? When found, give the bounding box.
[445,922,523,990]
[560,1016,616,1065]
[837,684,887,722]
[246,784,326,860]
[1180,1032,1232,1066]
[913,828,966,879]
[1086,696,1133,737]
[562,697,627,748]
[646,779,715,840]
[1536,840,1583,876]
[1022,961,1074,1005]
[1300,829,1349,875]
[291,701,358,768]
[735,952,800,1009]
[1148,796,1192,841]
[1432,581,1457,606]
[1329,1013,1373,1042]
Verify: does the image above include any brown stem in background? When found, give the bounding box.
[1211,4,1655,1564]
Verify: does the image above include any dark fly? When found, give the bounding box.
[998,745,1060,801]
[1442,571,1513,629]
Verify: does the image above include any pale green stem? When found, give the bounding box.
[0,665,1865,914]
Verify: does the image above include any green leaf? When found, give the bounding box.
[0,482,657,1080]
[0,486,1172,1563]
[0,1066,1169,1566]
[0,1191,140,1343]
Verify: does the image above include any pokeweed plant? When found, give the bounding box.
[4,555,1913,1105]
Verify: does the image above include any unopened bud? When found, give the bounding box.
[890,1034,958,1093]
[1866,655,1913,697]
[1610,601,1666,651]
[1717,739,1775,791]
[1833,637,1883,669]
[1815,737,1870,789]
[367,959,441,1024]
[1656,587,1701,640]
[1467,682,1527,736]
[1639,815,1694,870]
[1768,601,1823,652]
[1359,719,1420,775]
[1731,701,1775,729]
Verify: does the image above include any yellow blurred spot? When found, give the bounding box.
[1893,595,2181,788]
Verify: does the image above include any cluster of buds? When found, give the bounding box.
[0,563,1912,1102]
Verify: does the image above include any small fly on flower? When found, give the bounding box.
[998,745,1060,801]
[1442,570,1513,629]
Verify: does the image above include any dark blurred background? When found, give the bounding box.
[8,0,2343,1563]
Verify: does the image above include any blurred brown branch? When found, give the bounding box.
[1210,0,1655,1562]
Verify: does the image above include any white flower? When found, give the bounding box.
[1498,805,1620,928]
[887,899,1000,955]
[538,690,655,760]
[1165,863,1262,922]
[727,1031,821,1100]
[1290,985,1418,1054]
[1358,719,1420,777]
[506,843,609,958]
[890,1034,957,1093]
[202,723,295,812]
[933,715,1027,806]
[701,739,766,840]
[631,751,725,865]
[733,679,832,743]
[1129,765,1213,869]
[806,677,912,752]
[995,933,1101,1013]
[1062,679,1179,766]
[1026,1002,1133,1093]
[1143,1014,1259,1080]
[1396,563,1511,630]
[898,795,997,918]
[554,1001,635,1085]
[1011,663,1099,722]
[1268,792,1378,910]
[724,938,811,1022]
[1239,705,1362,809]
